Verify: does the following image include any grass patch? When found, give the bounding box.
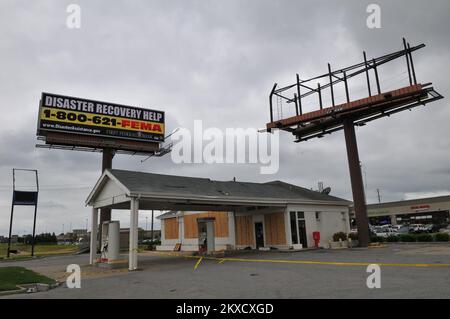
[0,266,55,292]
[0,243,78,259]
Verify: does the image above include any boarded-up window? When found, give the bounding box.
[235,215,254,246]
[264,212,286,245]
[184,212,229,238]
[164,218,179,239]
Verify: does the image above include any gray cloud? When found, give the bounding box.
[1,0,449,235]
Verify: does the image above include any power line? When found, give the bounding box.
[0,185,92,191]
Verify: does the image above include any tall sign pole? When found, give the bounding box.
[343,119,370,247]
[6,170,16,259]
[7,169,39,258]
[30,170,39,257]
[98,148,115,248]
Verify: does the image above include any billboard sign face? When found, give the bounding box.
[13,191,38,206]
[37,92,165,143]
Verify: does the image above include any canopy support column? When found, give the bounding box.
[89,207,98,265]
[129,198,139,270]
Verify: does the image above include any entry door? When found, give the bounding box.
[255,222,264,249]
[197,219,215,253]
[198,222,207,253]
[297,219,307,247]
[206,221,215,253]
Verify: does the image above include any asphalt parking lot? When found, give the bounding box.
[1,243,450,299]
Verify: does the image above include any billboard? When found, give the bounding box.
[37,92,165,143]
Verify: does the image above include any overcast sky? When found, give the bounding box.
[1,0,449,236]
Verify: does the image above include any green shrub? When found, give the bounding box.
[434,233,449,242]
[398,234,416,242]
[144,240,161,251]
[370,235,385,243]
[386,235,399,242]
[348,232,358,241]
[416,233,433,242]
[332,232,348,242]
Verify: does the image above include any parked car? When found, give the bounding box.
[423,224,440,233]
[374,228,397,238]
[396,225,410,234]
[409,224,427,233]
[439,225,450,234]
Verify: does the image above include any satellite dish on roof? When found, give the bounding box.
[321,187,331,195]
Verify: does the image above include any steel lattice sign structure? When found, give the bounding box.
[265,38,443,247]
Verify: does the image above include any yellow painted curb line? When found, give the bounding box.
[185,255,450,268]
[193,256,203,270]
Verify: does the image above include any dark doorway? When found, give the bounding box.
[254,222,264,249]
[297,219,307,247]
[290,211,308,248]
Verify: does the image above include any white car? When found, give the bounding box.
[374,228,397,238]
[409,224,427,233]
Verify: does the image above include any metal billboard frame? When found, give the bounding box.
[7,169,39,258]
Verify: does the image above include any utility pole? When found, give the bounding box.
[377,188,381,204]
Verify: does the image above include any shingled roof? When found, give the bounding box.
[100,169,350,205]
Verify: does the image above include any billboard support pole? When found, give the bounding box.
[7,169,39,258]
[31,170,39,257]
[6,200,15,258]
[31,203,38,257]
[98,148,115,251]
[6,169,17,258]
[343,119,370,247]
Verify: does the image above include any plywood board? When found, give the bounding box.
[184,212,229,238]
[264,212,287,245]
[235,215,254,246]
[164,217,179,239]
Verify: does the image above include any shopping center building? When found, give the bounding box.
[350,195,450,226]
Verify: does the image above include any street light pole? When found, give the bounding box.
[145,217,148,232]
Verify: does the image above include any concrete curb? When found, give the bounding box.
[0,282,60,296]
[383,242,450,245]
[0,256,44,263]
